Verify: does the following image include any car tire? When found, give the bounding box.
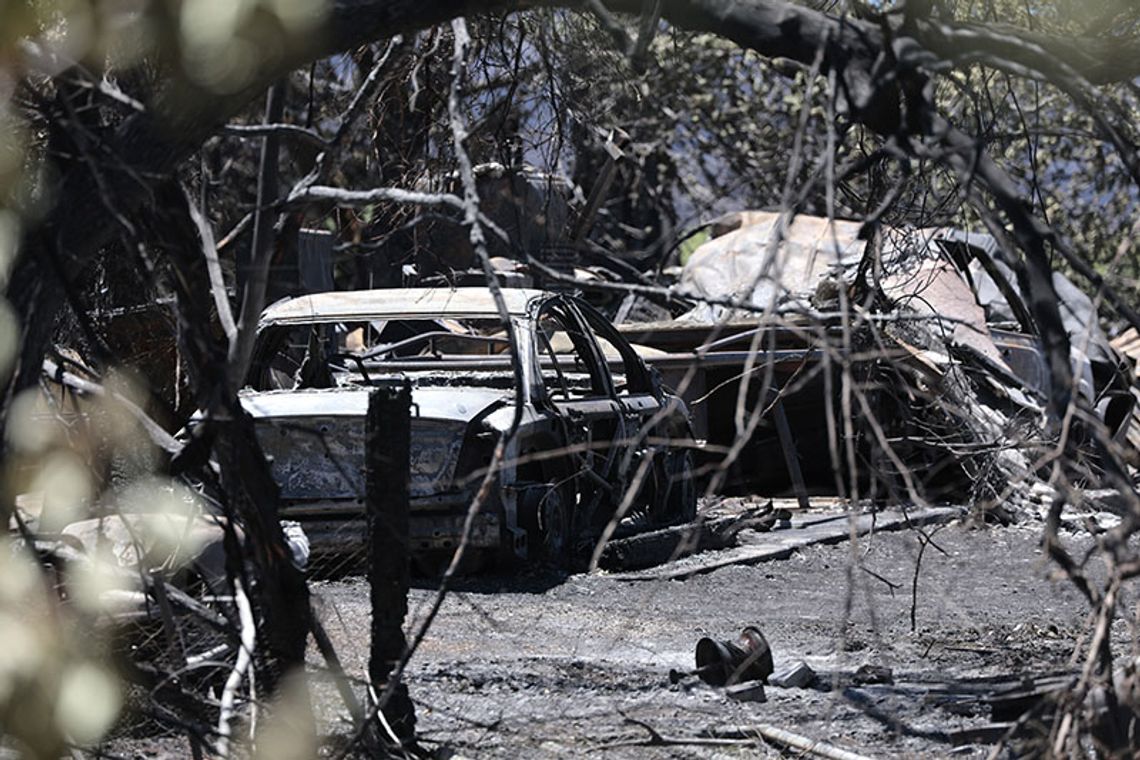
[518,482,576,569]
[536,485,575,568]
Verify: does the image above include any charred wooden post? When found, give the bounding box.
[365,380,416,748]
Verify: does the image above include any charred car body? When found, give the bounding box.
[241,287,696,566]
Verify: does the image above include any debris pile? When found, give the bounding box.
[666,624,1122,754]
[599,501,786,570]
[643,212,1137,516]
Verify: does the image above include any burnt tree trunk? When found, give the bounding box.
[366,380,417,748]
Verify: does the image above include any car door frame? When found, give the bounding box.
[568,298,671,508]
[528,296,632,532]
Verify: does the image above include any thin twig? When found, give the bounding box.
[216,580,255,758]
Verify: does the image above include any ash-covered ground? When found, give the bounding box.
[299,508,1124,759]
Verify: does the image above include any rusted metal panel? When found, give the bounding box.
[256,416,364,500]
[883,258,1011,372]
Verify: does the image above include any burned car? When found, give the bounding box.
[241,287,696,566]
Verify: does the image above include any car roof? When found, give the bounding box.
[259,287,548,326]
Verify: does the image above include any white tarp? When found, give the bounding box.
[678,211,865,319]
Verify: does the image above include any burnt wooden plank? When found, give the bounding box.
[607,507,960,581]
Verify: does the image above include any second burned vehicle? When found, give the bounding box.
[240,287,696,567]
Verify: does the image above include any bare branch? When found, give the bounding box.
[286,185,466,210]
[585,0,635,53]
[216,579,256,758]
[42,357,181,455]
[331,36,404,148]
[226,81,286,390]
[916,19,1140,86]
[184,186,237,344]
[222,123,329,150]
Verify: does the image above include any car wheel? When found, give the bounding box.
[536,485,574,567]
[517,475,580,570]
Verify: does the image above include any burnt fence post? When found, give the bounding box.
[366,379,417,749]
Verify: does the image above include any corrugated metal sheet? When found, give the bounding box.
[1129,388,1140,457]
[1112,328,1140,378]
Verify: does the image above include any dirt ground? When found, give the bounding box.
[299,505,1127,759]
